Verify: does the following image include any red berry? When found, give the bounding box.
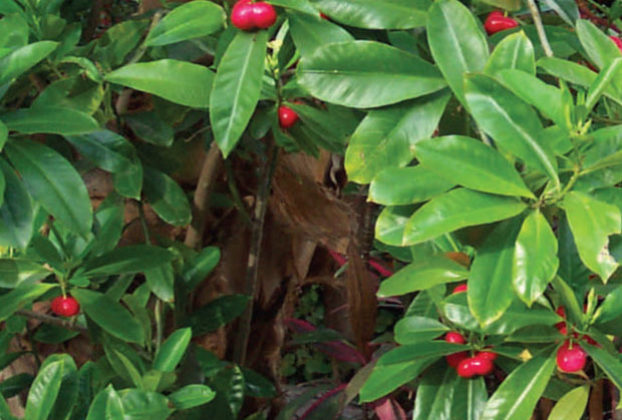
[582,334,598,346]
[444,331,466,344]
[251,2,277,29]
[477,351,498,361]
[51,296,80,317]
[555,306,567,334]
[457,358,476,378]
[445,351,468,368]
[556,340,587,373]
[278,105,299,128]
[319,12,329,20]
[231,1,255,31]
[452,284,467,294]
[610,36,622,53]
[470,355,494,375]
[484,11,518,35]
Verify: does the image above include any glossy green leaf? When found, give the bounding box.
[480,355,555,420]
[64,130,135,173]
[95,20,147,68]
[548,385,589,420]
[210,364,245,419]
[594,285,622,324]
[485,31,535,76]
[2,107,99,135]
[0,41,58,85]
[513,210,559,306]
[86,386,124,420]
[377,255,468,297]
[311,0,429,29]
[81,245,174,276]
[24,360,64,420]
[210,31,268,157]
[182,246,221,291]
[112,155,142,200]
[562,191,620,281]
[120,389,172,420]
[0,158,33,249]
[453,375,487,420]
[124,113,173,147]
[169,385,215,410]
[583,344,622,395]
[288,11,353,57]
[153,328,192,373]
[403,188,526,246]
[469,218,522,327]
[345,91,449,183]
[369,166,454,206]
[465,74,559,187]
[375,205,413,246]
[144,262,174,302]
[145,1,225,46]
[5,139,92,236]
[414,135,534,198]
[586,58,622,111]
[71,289,145,344]
[45,354,78,420]
[143,166,192,226]
[394,316,449,344]
[188,294,250,336]
[298,40,446,108]
[359,357,436,402]
[106,60,214,108]
[32,77,104,115]
[583,126,622,172]
[427,0,489,106]
[542,0,579,26]
[0,283,54,323]
[0,121,7,151]
[0,14,28,49]
[377,342,466,365]
[576,19,622,70]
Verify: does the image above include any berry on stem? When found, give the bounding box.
[484,11,518,35]
[444,331,466,344]
[251,2,277,29]
[231,0,277,31]
[278,105,299,128]
[611,35,622,53]
[556,340,587,373]
[51,295,80,317]
[452,284,467,294]
[477,351,498,361]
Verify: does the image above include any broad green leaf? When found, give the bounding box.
[576,19,622,70]
[394,316,449,344]
[562,191,620,281]
[414,135,534,198]
[145,1,225,46]
[169,385,215,410]
[2,107,99,135]
[0,158,33,249]
[345,91,450,183]
[5,139,92,236]
[377,256,468,297]
[188,294,250,336]
[485,31,535,76]
[81,245,174,276]
[31,77,104,115]
[64,130,135,173]
[469,218,522,327]
[453,375,487,420]
[0,259,17,288]
[0,14,28,49]
[594,285,622,324]
[44,354,78,420]
[480,355,555,420]
[375,205,413,246]
[359,357,436,402]
[548,385,589,420]
[298,40,446,108]
[403,188,526,246]
[72,289,144,344]
[478,0,520,10]
[182,246,221,291]
[369,166,454,205]
[209,364,245,418]
[120,389,172,420]
[586,57,622,111]
[210,31,268,157]
[310,0,430,29]
[0,283,54,323]
[112,155,142,199]
[0,41,58,85]
[113,350,143,389]
[144,263,174,302]
[86,386,125,420]
[153,328,192,373]
[542,0,579,26]
[143,166,192,226]
[288,11,353,57]
[267,0,317,14]
[465,74,559,187]
[414,364,476,420]
[124,113,173,147]
[106,60,214,108]
[583,344,622,395]
[95,20,147,68]
[583,125,622,171]
[377,342,466,365]
[513,210,559,306]
[427,0,489,106]
[24,360,64,420]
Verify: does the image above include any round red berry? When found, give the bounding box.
[556,340,587,373]
[452,284,467,294]
[278,105,299,128]
[231,1,255,31]
[484,11,518,35]
[477,351,498,361]
[51,296,80,317]
[444,331,466,344]
[457,357,478,378]
[446,351,468,368]
[470,355,494,375]
[251,2,277,29]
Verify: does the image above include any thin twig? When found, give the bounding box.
[232,137,279,365]
[527,0,554,58]
[16,309,88,334]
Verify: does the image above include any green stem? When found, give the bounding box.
[527,0,554,58]
[138,202,152,245]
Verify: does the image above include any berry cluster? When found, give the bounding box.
[444,332,497,378]
[231,0,277,31]
[554,306,596,373]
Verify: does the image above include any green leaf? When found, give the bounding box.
[82,245,174,276]
[169,385,215,410]
[485,31,535,76]
[369,165,455,205]
[345,91,450,183]
[124,113,173,147]
[106,60,214,108]
[143,166,192,226]
[86,386,125,420]
[64,130,135,173]
[469,218,522,327]
[153,328,192,373]
[414,364,473,420]
[32,77,104,115]
[45,354,79,420]
[182,246,221,291]
[394,316,449,344]
[0,283,54,323]
[120,389,172,420]
[359,357,436,402]
[145,1,225,47]
[594,285,622,324]
[71,289,145,344]
[583,126,622,172]
[513,210,559,306]
[2,107,99,135]
[576,19,622,70]
[377,256,468,297]
[542,0,579,26]
[377,342,465,365]
[0,121,7,151]
[112,155,142,200]
[453,375,487,420]
[0,41,58,85]
[310,0,430,29]
[562,191,620,281]
[209,365,245,419]
[5,139,92,236]
[403,188,526,246]
[414,135,534,198]
[427,0,489,106]
[583,344,622,394]
[586,57,622,111]
[480,355,555,420]
[288,11,353,57]
[0,158,33,249]
[298,40,446,108]
[188,294,250,336]
[465,74,559,187]
[24,360,64,420]
[375,205,412,246]
[210,31,268,157]
[548,385,589,420]
[144,263,174,302]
